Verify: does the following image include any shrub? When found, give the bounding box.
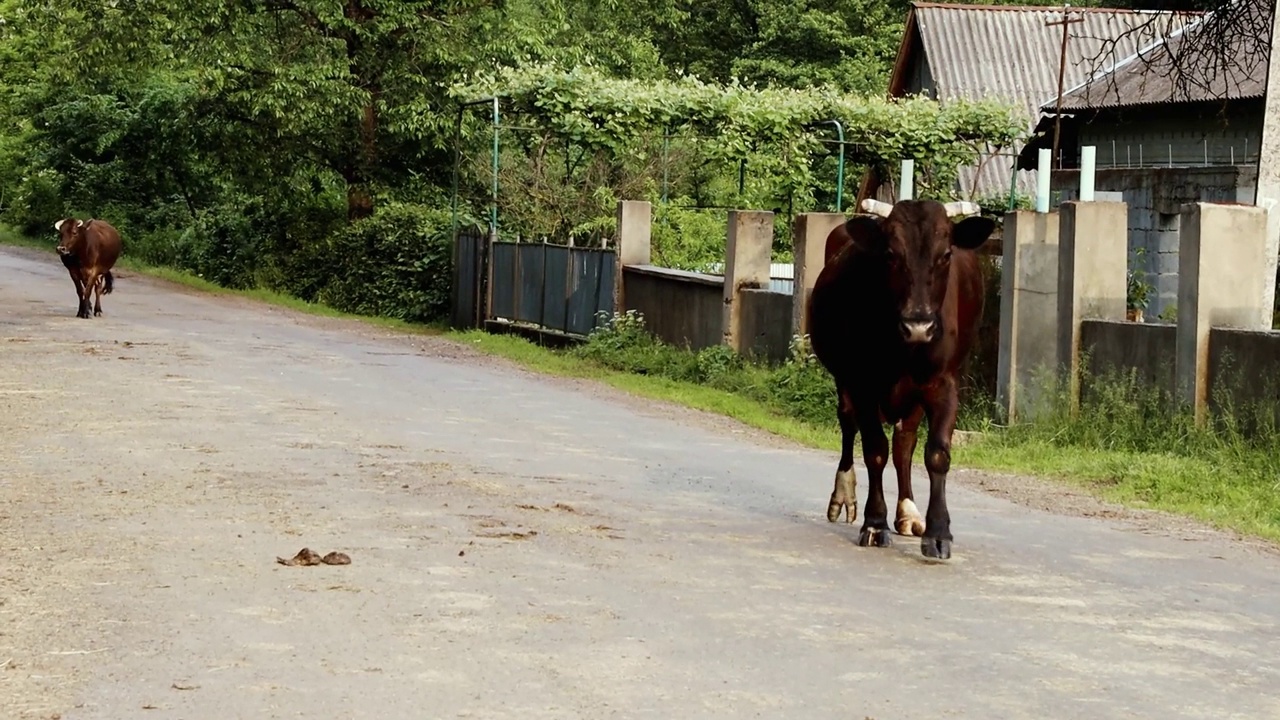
[315,202,455,323]
[650,202,727,271]
[576,311,836,424]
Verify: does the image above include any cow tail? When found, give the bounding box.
[102,271,114,295]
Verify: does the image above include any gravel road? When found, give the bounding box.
[2,246,1279,719]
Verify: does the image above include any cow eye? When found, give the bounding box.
[937,249,952,264]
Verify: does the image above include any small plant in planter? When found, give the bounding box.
[1127,249,1155,322]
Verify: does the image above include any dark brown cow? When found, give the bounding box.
[54,218,121,319]
[807,198,994,559]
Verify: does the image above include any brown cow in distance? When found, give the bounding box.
[54,218,121,319]
[807,198,994,559]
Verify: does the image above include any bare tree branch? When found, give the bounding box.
[1074,0,1271,107]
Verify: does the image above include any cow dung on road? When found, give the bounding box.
[276,548,352,566]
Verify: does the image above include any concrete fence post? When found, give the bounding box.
[613,200,652,316]
[996,210,1060,422]
[791,213,845,339]
[1057,200,1129,410]
[723,210,774,352]
[1176,202,1270,425]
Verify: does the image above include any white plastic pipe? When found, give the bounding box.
[899,159,914,201]
[1080,146,1096,202]
[1036,148,1052,213]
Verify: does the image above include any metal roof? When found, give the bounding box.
[1044,0,1267,112]
[881,3,1199,199]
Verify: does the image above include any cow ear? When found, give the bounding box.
[846,215,887,252]
[951,216,995,250]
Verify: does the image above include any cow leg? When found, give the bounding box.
[66,268,85,316]
[78,269,98,319]
[920,378,961,559]
[856,408,892,548]
[92,275,104,316]
[892,405,926,537]
[827,387,859,523]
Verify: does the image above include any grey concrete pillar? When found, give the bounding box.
[613,200,652,313]
[1176,202,1270,425]
[1057,200,1129,407]
[791,213,845,338]
[723,210,774,352]
[996,210,1060,423]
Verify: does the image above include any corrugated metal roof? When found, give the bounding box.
[885,3,1199,200]
[1045,0,1267,112]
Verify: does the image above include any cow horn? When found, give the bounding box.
[944,201,981,217]
[860,199,895,218]
[54,219,65,232]
[75,219,84,227]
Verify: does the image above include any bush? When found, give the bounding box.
[650,202,727,271]
[576,311,835,424]
[3,168,66,236]
[315,202,455,323]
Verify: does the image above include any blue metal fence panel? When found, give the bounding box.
[595,251,616,323]
[541,244,570,333]
[450,230,491,329]
[514,244,546,325]
[564,248,611,335]
[489,242,517,321]
[482,239,619,338]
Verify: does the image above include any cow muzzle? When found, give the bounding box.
[899,315,937,343]
[55,245,70,256]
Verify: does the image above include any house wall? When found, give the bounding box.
[1078,102,1263,169]
[1052,165,1258,318]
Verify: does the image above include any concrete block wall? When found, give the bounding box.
[613,201,814,362]
[1052,165,1258,319]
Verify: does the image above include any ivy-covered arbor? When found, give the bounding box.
[448,64,1027,265]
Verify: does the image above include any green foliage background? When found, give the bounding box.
[0,0,1030,317]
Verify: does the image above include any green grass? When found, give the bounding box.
[6,225,1278,543]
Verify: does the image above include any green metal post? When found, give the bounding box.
[490,97,500,238]
[662,130,671,204]
[826,120,846,212]
[450,105,465,245]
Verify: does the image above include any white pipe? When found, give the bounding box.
[1080,146,1096,202]
[1036,148,1052,213]
[899,160,914,201]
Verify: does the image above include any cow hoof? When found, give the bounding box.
[921,536,952,560]
[858,526,892,547]
[827,469,857,523]
[93,309,102,317]
[827,497,856,523]
[895,498,926,536]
